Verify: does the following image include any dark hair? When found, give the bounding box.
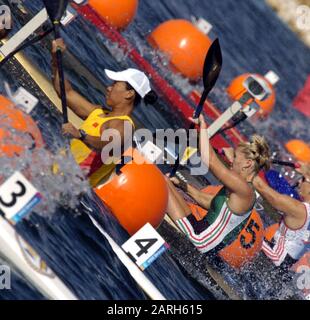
[126,83,158,106]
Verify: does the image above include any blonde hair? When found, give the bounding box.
[239,135,271,172]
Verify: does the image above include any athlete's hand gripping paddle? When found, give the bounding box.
[42,0,69,123]
[169,39,223,177]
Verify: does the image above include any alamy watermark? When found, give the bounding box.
[296,264,310,290]
[0,265,11,290]
[295,256,310,299]
[296,5,310,31]
[99,122,210,176]
[0,5,11,30]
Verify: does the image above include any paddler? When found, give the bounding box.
[51,39,157,187]
[252,162,310,270]
[165,115,271,255]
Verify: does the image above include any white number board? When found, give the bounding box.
[0,172,42,224]
[4,82,38,114]
[122,223,169,270]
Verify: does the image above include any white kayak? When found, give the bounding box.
[0,215,77,300]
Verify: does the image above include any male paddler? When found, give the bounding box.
[51,39,157,187]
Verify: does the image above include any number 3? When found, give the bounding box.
[0,181,26,207]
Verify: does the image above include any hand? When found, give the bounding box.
[188,114,207,129]
[52,38,66,54]
[253,174,264,189]
[165,174,188,191]
[62,123,80,139]
[170,176,182,186]
[296,162,310,178]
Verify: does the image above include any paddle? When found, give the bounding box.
[216,148,300,169]
[42,0,69,123]
[271,159,300,169]
[169,38,223,177]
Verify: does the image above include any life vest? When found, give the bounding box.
[70,108,134,187]
[184,185,264,269]
[262,202,310,266]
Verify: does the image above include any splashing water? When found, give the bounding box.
[0,113,90,217]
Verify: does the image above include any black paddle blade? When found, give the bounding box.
[42,0,69,22]
[202,38,222,93]
[170,38,223,176]
[193,38,222,119]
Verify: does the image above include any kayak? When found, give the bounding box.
[0,215,77,300]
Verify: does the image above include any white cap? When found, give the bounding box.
[104,68,152,98]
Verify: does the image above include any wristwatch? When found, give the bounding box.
[79,129,87,141]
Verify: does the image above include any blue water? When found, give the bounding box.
[0,0,309,300]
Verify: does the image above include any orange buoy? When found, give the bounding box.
[0,95,44,158]
[94,148,168,235]
[188,185,264,269]
[88,0,138,30]
[285,139,310,163]
[227,73,276,117]
[148,19,212,80]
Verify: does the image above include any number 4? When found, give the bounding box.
[135,238,158,257]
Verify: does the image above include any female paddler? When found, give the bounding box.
[253,162,310,270]
[165,115,271,255]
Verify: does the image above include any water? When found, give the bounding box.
[0,0,309,300]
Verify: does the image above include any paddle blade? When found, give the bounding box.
[202,38,222,93]
[42,0,69,22]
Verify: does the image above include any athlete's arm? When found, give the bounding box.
[51,39,99,120]
[187,184,216,210]
[169,177,215,210]
[193,116,252,200]
[62,119,130,152]
[253,175,306,219]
